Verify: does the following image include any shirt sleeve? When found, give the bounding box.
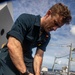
[6,14,28,44]
[37,33,51,51]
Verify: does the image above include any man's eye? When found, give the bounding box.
[54,20,61,28]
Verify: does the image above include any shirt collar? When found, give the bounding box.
[34,15,41,27]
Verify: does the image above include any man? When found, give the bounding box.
[0,3,72,75]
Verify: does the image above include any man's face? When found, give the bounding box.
[43,14,64,32]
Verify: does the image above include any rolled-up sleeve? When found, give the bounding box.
[6,14,28,44]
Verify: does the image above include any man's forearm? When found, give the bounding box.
[8,47,26,73]
[7,37,26,73]
[34,54,43,75]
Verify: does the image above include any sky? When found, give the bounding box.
[7,0,75,71]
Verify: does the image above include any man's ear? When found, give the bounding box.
[45,10,52,19]
[46,10,52,16]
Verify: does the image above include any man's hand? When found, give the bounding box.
[21,69,34,75]
[21,72,34,75]
[29,73,34,75]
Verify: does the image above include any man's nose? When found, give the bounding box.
[53,27,58,31]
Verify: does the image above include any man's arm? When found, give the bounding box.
[7,36,26,74]
[33,49,44,75]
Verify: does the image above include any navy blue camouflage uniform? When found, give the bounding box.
[0,13,50,75]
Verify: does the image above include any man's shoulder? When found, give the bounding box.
[18,13,40,20]
[19,13,36,18]
[17,13,37,23]
[17,13,41,26]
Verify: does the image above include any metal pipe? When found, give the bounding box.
[52,57,57,72]
[67,43,72,75]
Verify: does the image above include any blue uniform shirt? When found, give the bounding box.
[6,13,51,56]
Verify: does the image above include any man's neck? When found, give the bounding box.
[40,17,45,28]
